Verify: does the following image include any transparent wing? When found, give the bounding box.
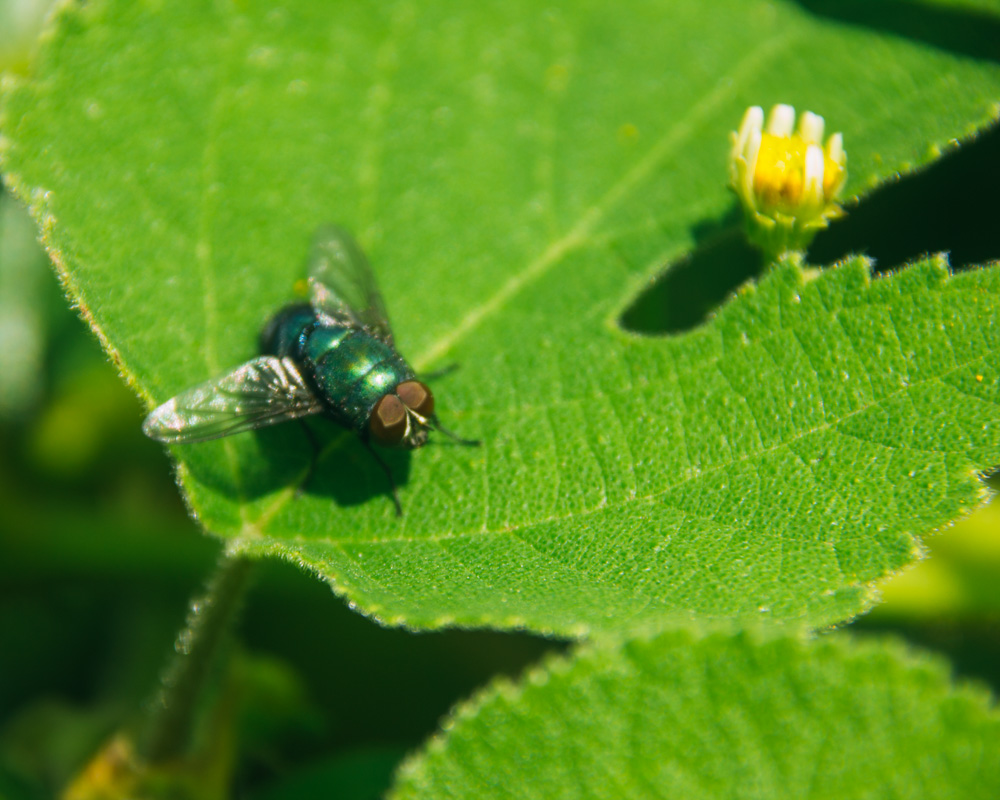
[307,224,394,343]
[142,356,324,444]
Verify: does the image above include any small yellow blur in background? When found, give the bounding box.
[872,493,1000,620]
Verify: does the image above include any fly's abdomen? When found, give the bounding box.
[309,329,413,430]
[259,303,317,358]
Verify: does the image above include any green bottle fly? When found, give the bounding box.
[143,226,478,514]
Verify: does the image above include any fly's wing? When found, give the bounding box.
[142,356,324,444]
[307,224,395,344]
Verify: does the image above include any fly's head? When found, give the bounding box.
[369,380,436,449]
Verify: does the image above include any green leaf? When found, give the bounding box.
[2,0,1000,634]
[392,631,1000,799]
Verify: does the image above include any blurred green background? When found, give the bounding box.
[2,2,999,797]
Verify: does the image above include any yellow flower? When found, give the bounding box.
[730,104,847,256]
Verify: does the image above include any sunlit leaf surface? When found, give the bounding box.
[2,0,999,633]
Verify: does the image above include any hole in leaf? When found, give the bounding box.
[810,122,1000,275]
[621,122,1000,335]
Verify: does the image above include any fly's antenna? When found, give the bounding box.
[429,416,480,447]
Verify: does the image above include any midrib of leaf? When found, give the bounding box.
[410,32,796,372]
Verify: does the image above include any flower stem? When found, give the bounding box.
[142,553,254,762]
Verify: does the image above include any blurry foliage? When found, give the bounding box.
[0,0,49,76]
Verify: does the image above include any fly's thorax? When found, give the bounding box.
[303,325,353,364]
[259,303,317,358]
[307,327,414,432]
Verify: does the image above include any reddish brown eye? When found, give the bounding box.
[396,380,434,417]
[369,394,407,445]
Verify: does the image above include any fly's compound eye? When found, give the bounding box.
[396,380,434,418]
[370,394,408,445]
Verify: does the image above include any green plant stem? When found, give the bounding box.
[142,553,254,762]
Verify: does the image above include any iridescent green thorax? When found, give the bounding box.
[312,330,412,427]
[260,303,414,432]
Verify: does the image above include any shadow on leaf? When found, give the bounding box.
[619,213,763,336]
[181,421,412,513]
[793,0,1000,64]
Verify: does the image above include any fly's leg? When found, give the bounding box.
[361,438,403,517]
[421,363,460,381]
[297,420,322,497]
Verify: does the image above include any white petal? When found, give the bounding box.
[802,144,825,206]
[767,104,795,137]
[798,111,825,145]
[733,106,764,161]
[826,132,845,166]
